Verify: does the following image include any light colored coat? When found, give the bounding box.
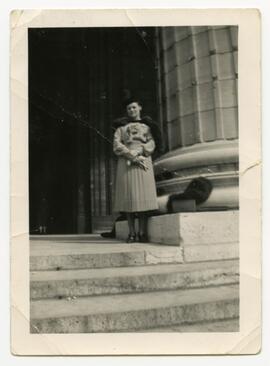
[113,122,158,213]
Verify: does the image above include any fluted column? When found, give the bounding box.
[155,26,238,209]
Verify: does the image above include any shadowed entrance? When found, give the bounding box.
[29,27,158,234]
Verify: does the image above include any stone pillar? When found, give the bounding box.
[154,26,238,209]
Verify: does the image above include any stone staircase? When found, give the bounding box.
[30,233,239,333]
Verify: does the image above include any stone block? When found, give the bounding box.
[179,87,195,116]
[116,211,239,247]
[213,28,232,53]
[178,210,238,246]
[175,27,190,42]
[178,62,194,90]
[144,245,184,264]
[166,46,178,71]
[166,93,180,121]
[181,114,198,146]
[215,79,237,108]
[201,110,217,141]
[195,57,212,84]
[196,82,215,111]
[222,107,238,139]
[168,118,182,149]
[171,199,196,213]
[184,242,239,262]
[177,37,193,65]
[193,31,210,58]
[211,53,235,80]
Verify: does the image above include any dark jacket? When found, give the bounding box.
[112,116,164,154]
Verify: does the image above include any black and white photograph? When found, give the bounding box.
[28,24,239,334]
[10,9,261,355]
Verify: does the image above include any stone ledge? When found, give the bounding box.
[116,210,238,246]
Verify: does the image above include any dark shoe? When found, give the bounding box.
[100,231,115,238]
[138,233,148,243]
[126,234,137,243]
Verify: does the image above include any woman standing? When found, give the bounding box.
[113,99,159,243]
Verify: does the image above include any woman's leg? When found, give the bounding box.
[138,212,148,239]
[127,213,136,236]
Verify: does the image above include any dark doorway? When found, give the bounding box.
[29,27,158,234]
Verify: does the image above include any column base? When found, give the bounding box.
[154,140,239,209]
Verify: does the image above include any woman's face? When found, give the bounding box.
[126,102,142,120]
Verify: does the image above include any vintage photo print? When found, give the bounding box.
[10,9,261,355]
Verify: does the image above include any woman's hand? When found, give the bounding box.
[132,146,144,156]
[133,155,148,170]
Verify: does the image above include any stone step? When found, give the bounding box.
[30,238,184,271]
[30,284,239,333]
[30,259,239,300]
[122,318,239,333]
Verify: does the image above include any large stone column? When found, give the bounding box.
[154,26,238,209]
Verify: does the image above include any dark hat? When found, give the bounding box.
[122,97,143,108]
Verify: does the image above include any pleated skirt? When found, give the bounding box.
[113,156,159,213]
